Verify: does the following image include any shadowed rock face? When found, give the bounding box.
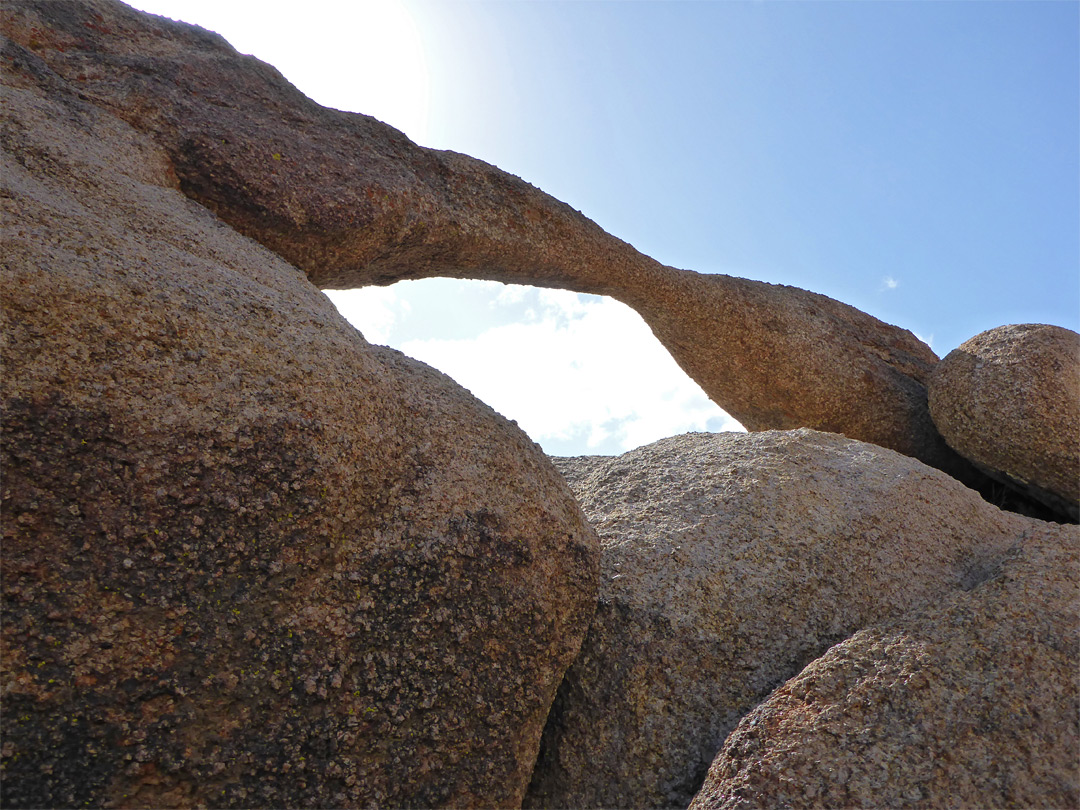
[0,31,598,809]
[929,324,1080,521]
[525,430,1032,810]
[1,0,975,479]
[690,521,1079,810]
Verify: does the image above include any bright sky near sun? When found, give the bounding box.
[127,0,1079,457]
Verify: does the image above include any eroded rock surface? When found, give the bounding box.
[690,520,1079,810]
[1,0,973,478]
[525,430,1029,810]
[929,323,1080,521]
[0,36,598,809]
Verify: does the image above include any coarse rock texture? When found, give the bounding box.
[0,0,977,482]
[928,324,1080,521]
[0,35,599,810]
[690,520,1080,810]
[524,430,1032,810]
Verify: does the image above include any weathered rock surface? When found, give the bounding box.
[929,323,1080,521]
[525,430,1030,810]
[690,520,1079,810]
[1,0,974,480]
[0,35,598,810]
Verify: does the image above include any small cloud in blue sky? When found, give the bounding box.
[881,276,900,291]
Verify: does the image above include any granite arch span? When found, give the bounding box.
[4,0,974,483]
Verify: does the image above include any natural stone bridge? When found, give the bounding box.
[5,0,974,482]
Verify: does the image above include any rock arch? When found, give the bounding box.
[3,0,975,483]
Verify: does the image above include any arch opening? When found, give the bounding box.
[326,279,745,457]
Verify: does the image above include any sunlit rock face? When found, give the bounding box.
[524,429,1038,810]
[0,26,598,808]
[689,520,1078,810]
[929,323,1080,521]
[2,0,979,483]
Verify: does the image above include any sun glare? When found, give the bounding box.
[126,0,431,143]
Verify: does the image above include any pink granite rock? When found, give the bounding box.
[525,430,1031,809]
[690,520,1079,810]
[0,35,597,808]
[929,323,1080,520]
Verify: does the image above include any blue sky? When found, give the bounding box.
[129,0,1078,456]
[416,0,1078,341]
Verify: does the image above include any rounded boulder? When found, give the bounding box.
[0,49,598,809]
[525,429,1030,809]
[928,323,1079,520]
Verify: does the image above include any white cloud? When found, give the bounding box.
[881,276,899,290]
[494,284,528,306]
[913,330,935,350]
